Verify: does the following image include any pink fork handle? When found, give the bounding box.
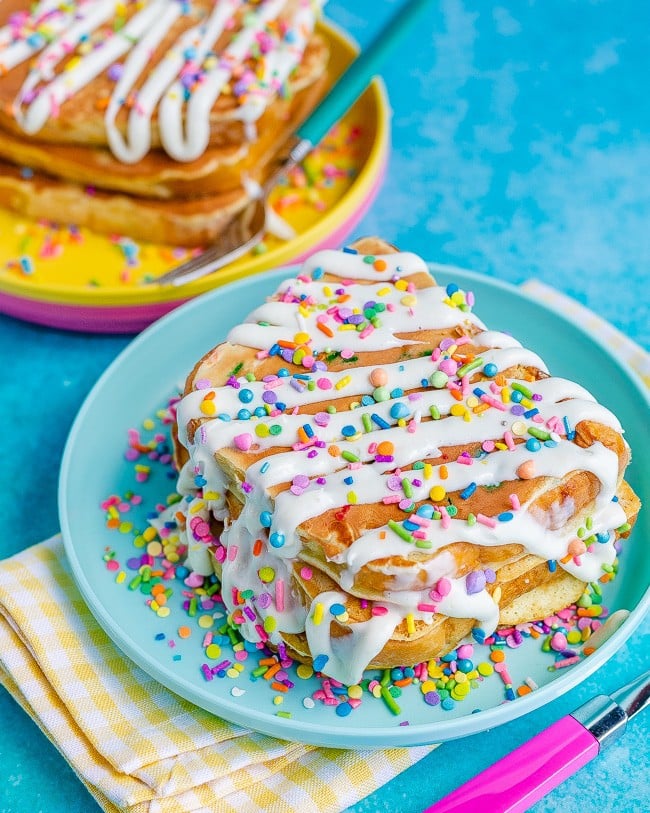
[423,715,599,813]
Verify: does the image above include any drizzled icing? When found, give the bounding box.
[167,246,631,685]
[1,0,323,162]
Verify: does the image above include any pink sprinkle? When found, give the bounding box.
[436,577,452,597]
[275,579,285,612]
[417,603,437,613]
[477,513,497,528]
[509,493,521,510]
[234,433,253,451]
[504,431,516,450]
[227,545,238,561]
[371,605,389,616]
[553,655,581,670]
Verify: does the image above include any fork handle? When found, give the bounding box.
[297,0,429,146]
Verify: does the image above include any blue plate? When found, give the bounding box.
[59,265,650,748]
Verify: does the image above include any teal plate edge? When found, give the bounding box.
[59,263,650,749]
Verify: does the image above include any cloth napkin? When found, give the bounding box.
[0,536,433,813]
[0,281,647,813]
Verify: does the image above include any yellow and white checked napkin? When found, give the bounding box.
[0,536,433,813]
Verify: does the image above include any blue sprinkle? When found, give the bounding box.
[483,362,498,377]
[260,511,272,527]
[313,654,329,671]
[390,388,404,399]
[511,390,523,403]
[523,408,539,418]
[237,408,251,420]
[498,511,514,522]
[342,246,358,254]
[460,482,477,500]
[472,627,486,644]
[389,402,409,420]
[596,531,611,544]
[312,266,324,279]
[472,387,486,398]
[505,688,517,701]
[446,283,459,296]
[547,559,557,572]
[343,476,354,485]
[335,701,353,717]
[371,413,390,429]
[341,425,357,437]
[416,504,435,519]
[441,697,456,711]
[330,603,346,616]
[526,437,542,452]
[269,532,285,548]
[260,461,270,474]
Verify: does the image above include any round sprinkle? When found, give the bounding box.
[269,532,285,548]
[429,485,446,502]
[429,370,449,389]
[370,368,388,386]
[517,460,535,479]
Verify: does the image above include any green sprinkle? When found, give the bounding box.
[528,427,551,441]
[387,519,414,543]
[429,405,441,420]
[511,382,533,398]
[467,513,476,526]
[401,478,414,498]
[380,686,402,715]
[456,358,483,377]
[342,450,359,463]
[276,711,292,718]
[362,413,372,433]
[415,539,433,549]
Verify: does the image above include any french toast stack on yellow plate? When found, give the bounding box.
[162,237,641,685]
[0,0,331,245]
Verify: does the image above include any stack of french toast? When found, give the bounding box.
[165,237,640,685]
[0,0,331,246]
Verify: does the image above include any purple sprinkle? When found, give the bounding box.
[465,570,486,595]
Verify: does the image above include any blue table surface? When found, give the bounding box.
[1,1,649,811]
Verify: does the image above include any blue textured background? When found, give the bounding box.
[1,1,648,811]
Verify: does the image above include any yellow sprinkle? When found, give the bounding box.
[147,541,163,557]
[157,606,170,618]
[394,279,408,291]
[255,424,270,437]
[296,664,314,679]
[258,566,275,583]
[198,615,214,629]
[150,600,159,612]
[203,490,220,500]
[227,668,240,679]
[423,462,433,479]
[501,387,511,403]
[143,526,157,541]
[205,643,222,659]
[429,485,446,502]
[477,662,494,677]
[118,521,133,534]
[406,613,416,635]
[420,680,437,694]
[376,286,391,296]
[200,399,216,416]
[189,501,206,514]
[454,671,468,684]
[520,397,534,409]
[143,418,155,430]
[494,441,508,450]
[313,602,324,625]
[294,331,310,344]
[450,404,467,417]
[347,491,358,504]
[401,294,417,307]
[323,285,333,297]
[264,616,277,633]
[273,695,284,705]
[466,395,480,408]
[337,324,357,331]
[335,375,352,390]
[493,586,502,604]
[348,684,363,699]
[115,571,126,584]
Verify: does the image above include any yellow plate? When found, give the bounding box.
[0,20,390,331]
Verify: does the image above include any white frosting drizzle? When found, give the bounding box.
[1,0,323,163]
[167,248,632,684]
